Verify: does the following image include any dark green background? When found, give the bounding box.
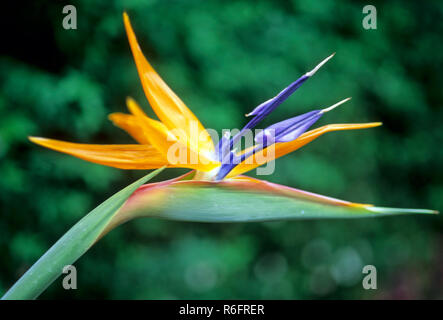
[0,0,442,299]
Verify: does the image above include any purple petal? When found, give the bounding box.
[246,75,309,118]
[246,53,335,120]
[215,54,336,180]
[254,110,321,143]
[254,110,318,142]
[276,113,322,142]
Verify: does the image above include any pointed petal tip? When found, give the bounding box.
[107,112,126,125]
[123,11,129,23]
[123,12,131,31]
[28,136,46,144]
[125,97,144,117]
[365,206,439,215]
[340,122,382,130]
[344,122,383,129]
[306,52,335,77]
[126,96,134,105]
[321,97,352,113]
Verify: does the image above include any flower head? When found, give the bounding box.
[30,13,381,182]
[8,12,436,301]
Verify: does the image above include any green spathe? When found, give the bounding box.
[2,169,436,300]
[117,174,437,223]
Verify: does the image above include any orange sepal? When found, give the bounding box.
[123,12,215,156]
[28,137,168,169]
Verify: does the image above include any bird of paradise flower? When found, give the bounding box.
[29,13,436,221]
[2,12,437,301]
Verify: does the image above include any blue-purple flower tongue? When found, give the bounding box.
[254,110,321,143]
[254,97,351,144]
[246,53,335,120]
[219,53,336,159]
[215,53,342,180]
[216,98,351,181]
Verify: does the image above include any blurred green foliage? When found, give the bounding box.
[0,0,442,299]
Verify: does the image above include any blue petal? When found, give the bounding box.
[254,110,321,143]
[246,75,309,119]
[276,114,321,142]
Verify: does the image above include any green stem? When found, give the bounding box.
[2,168,164,300]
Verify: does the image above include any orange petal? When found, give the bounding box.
[29,137,168,169]
[126,98,220,172]
[126,97,181,156]
[226,122,382,178]
[108,112,151,144]
[123,12,215,156]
